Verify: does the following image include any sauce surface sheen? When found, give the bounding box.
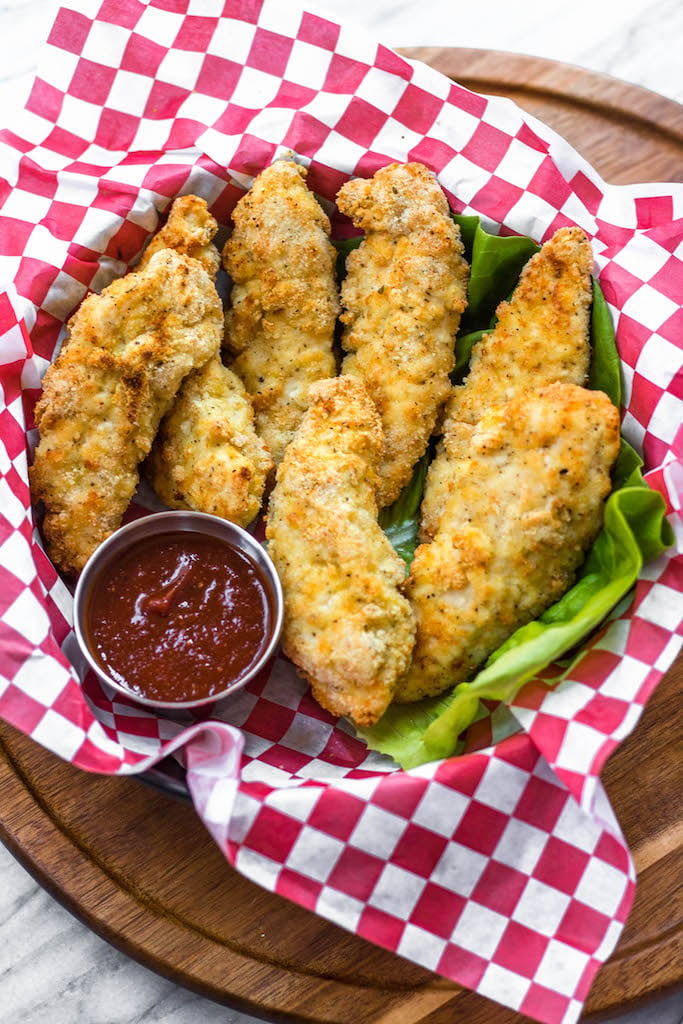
[86,530,273,702]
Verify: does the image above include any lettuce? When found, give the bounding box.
[346,219,673,769]
[457,218,539,334]
[378,453,429,567]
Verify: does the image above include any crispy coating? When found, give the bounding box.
[266,376,416,726]
[422,226,594,539]
[394,384,620,702]
[447,225,593,422]
[136,194,220,278]
[223,160,339,467]
[337,162,469,508]
[142,196,271,522]
[147,356,272,527]
[30,250,222,575]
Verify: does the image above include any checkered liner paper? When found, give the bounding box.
[1,1,682,1021]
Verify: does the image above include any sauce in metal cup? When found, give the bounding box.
[73,511,283,712]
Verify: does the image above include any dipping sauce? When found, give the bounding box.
[84,530,275,703]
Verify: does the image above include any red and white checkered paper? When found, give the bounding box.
[1,2,682,1022]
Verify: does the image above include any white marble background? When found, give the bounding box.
[0,0,682,1022]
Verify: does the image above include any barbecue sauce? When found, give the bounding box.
[84,530,274,703]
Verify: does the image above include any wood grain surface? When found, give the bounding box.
[1,49,682,1024]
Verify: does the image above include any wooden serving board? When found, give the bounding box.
[1,50,682,1024]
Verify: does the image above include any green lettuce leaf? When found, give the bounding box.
[377,454,429,567]
[334,235,362,280]
[588,278,622,405]
[455,216,539,334]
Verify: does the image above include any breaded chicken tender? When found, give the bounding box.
[394,383,620,702]
[266,376,416,726]
[422,226,594,539]
[140,195,272,522]
[223,160,339,467]
[447,226,592,423]
[337,162,469,508]
[30,250,222,575]
[147,356,272,526]
[136,194,220,278]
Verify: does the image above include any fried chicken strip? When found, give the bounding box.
[422,226,593,540]
[394,383,620,702]
[30,249,222,574]
[266,376,416,726]
[136,194,220,278]
[337,162,469,508]
[140,196,273,522]
[147,356,272,527]
[223,160,339,467]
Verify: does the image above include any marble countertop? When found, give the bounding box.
[0,1,681,1022]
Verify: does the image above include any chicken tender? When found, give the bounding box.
[394,383,620,702]
[30,249,222,575]
[422,225,594,540]
[337,162,469,508]
[266,376,416,726]
[140,196,272,522]
[147,356,272,527]
[223,160,339,467]
[136,194,220,278]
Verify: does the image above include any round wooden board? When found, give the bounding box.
[1,50,682,1024]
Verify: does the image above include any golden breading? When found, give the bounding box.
[337,161,469,508]
[140,196,271,522]
[146,356,272,527]
[222,160,339,467]
[422,225,594,540]
[266,376,416,726]
[393,383,620,702]
[136,194,220,278]
[30,250,222,575]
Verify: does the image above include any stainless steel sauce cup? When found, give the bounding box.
[73,510,284,714]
